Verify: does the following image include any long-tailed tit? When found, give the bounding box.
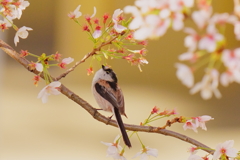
[92,65,131,148]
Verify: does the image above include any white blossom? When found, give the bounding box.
[175,63,194,88]
[213,140,238,160]
[37,81,61,103]
[14,26,33,46]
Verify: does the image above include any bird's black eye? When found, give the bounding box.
[106,71,110,74]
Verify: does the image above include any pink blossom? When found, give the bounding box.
[184,28,200,52]
[213,140,238,160]
[112,9,127,33]
[234,21,240,40]
[37,81,61,103]
[220,71,235,87]
[188,146,198,155]
[68,5,82,19]
[210,13,237,26]
[190,69,221,100]
[169,0,194,11]
[183,120,198,133]
[112,9,123,23]
[175,63,194,88]
[134,0,163,13]
[234,0,240,18]
[192,8,212,29]
[93,26,102,39]
[13,0,30,19]
[172,12,184,31]
[198,24,224,52]
[222,48,240,70]
[1,17,13,28]
[178,52,197,62]
[58,57,74,69]
[221,48,240,84]
[151,106,159,114]
[114,23,127,33]
[193,115,214,130]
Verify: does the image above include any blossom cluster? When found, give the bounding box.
[183,115,213,133]
[19,50,74,103]
[124,0,240,99]
[20,50,74,88]
[188,140,238,160]
[176,3,240,100]
[124,0,195,40]
[68,5,149,74]
[102,135,158,160]
[0,0,32,45]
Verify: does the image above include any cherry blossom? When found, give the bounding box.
[190,69,221,100]
[29,62,43,72]
[37,81,61,103]
[192,7,212,29]
[68,5,82,19]
[220,72,232,87]
[193,115,214,130]
[213,140,238,160]
[188,146,198,155]
[171,12,184,31]
[124,5,143,30]
[221,48,240,84]
[93,26,102,39]
[198,24,224,52]
[178,52,197,62]
[14,26,33,46]
[14,0,30,19]
[1,3,18,19]
[234,0,240,18]
[234,21,240,40]
[133,146,158,160]
[112,9,127,33]
[0,17,13,31]
[86,67,94,76]
[184,28,200,52]
[183,119,198,133]
[175,63,194,88]
[58,57,74,69]
[169,0,194,11]
[101,135,126,160]
[210,13,237,26]
[35,63,43,72]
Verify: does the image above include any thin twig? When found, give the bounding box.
[0,39,214,155]
[54,33,123,81]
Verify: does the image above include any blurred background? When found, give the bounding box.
[1,0,240,160]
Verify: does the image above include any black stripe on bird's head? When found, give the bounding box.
[102,65,118,83]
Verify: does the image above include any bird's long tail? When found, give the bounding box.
[113,107,132,148]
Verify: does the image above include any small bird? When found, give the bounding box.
[92,65,131,148]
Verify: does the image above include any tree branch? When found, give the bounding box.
[0,39,213,154]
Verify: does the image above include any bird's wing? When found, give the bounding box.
[94,80,123,109]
